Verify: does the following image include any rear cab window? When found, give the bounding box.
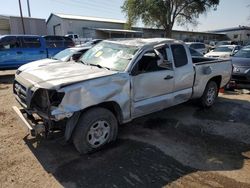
[20,36,41,48]
[44,36,74,48]
[171,44,188,68]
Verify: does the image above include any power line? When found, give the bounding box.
[72,0,121,12]
[52,0,122,17]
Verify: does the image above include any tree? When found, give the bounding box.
[122,0,220,37]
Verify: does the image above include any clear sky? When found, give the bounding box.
[1,0,249,31]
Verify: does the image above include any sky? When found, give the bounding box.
[0,0,249,32]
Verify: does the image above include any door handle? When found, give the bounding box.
[16,51,22,54]
[164,75,173,80]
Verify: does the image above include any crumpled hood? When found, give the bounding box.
[18,61,117,89]
[18,58,59,72]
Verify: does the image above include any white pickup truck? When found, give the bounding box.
[13,38,232,154]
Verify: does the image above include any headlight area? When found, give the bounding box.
[30,88,65,116]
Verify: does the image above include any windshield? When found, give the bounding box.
[213,46,233,52]
[53,48,76,61]
[234,47,250,58]
[80,41,138,71]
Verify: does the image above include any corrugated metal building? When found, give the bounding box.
[47,13,142,39]
[211,26,250,45]
[0,15,47,35]
[47,13,226,42]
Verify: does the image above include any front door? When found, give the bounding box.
[0,36,21,69]
[131,46,174,117]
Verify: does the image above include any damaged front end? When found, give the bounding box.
[13,82,70,137]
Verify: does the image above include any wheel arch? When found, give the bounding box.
[65,101,123,141]
[208,75,222,91]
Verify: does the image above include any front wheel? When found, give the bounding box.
[200,81,218,108]
[73,107,118,154]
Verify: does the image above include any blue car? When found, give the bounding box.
[0,35,74,69]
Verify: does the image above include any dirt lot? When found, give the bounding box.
[0,70,250,188]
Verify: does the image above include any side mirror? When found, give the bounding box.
[155,49,172,69]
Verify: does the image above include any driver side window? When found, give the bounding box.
[133,47,167,74]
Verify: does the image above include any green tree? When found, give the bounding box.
[122,0,220,37]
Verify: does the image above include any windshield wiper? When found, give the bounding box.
[79,60,87,65]
[79,61,112,70]
[89,63,111,70]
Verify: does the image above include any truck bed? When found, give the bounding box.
[192,57,219,64]
[192,57,232,99]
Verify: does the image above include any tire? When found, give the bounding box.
[73,107,118,154]
[200,81,218,108]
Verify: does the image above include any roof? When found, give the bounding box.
[0,14,45,21]
[211,26,250,33]
[94,28,143,34]
[217,45,238,48]
[186,42,205,45]
[105,38,176,47]
[47,13,126,24]
[70,46,92,51]
[140,27,225,35]
[0,34,40,38]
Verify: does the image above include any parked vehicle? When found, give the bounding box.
[0,35,74,69]
[216,41,236,46]
[204,45,241,58]
[229,45,250,89]
[13,38,232,154]
[17,46,91,73]
[186,42,208,54]
[65,34,86,45]
[79,39,103,47]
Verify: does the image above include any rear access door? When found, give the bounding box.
[170,44,195,104]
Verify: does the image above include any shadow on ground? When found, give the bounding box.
[22,96,250,188]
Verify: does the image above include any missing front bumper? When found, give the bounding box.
[12,106,45,136]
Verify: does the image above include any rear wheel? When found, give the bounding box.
[73,107,118,154]
[200,81,218,108]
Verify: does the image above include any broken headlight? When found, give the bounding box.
[31,89,65,112]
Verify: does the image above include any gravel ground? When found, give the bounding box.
[0,70,250,188]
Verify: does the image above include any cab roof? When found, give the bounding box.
[105,38,179,47]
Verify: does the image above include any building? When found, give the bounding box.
[140,28,226,43]
[47,13,142,39]
[0,15,47,35]
[211,26,250,45]
[47,13,226,42]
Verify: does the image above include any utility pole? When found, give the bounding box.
[18,0,26,34]
[27,0,31,17]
